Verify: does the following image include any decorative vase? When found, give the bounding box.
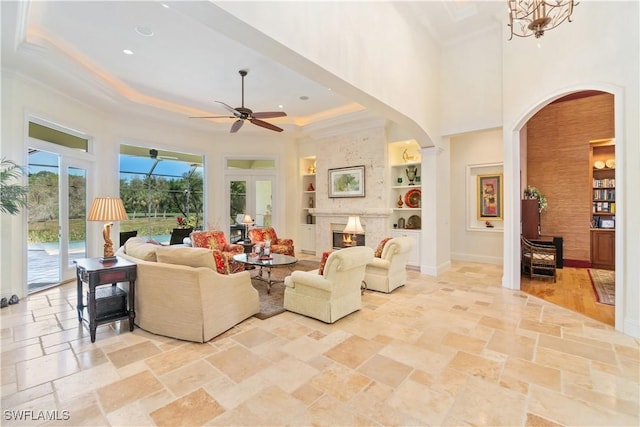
[406,166,418,185]
[398,217,405,229]
[308,197,314,208]
[397,195,404,208]
[307,183,314,191]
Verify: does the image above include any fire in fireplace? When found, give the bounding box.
[332,231,365,249]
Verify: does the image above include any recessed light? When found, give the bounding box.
[161,3,170,8]
[278,104,284,109]
[135,26,154,37]
[123,49,134,55]
[299,96,309,101]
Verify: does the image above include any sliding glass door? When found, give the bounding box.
[27,148,89,292]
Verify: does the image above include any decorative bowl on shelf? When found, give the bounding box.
[404,189,421,208]
[594,160,605,169]
[406,215,421,229]
[605,158,615,168]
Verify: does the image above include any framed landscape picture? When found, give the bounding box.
[328,165,365,198]
[477,174,503,219]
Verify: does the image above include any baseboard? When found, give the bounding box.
[564,259,591,268]
[451,252,503,265]
[622,318,640,339]
[420,260,452,277]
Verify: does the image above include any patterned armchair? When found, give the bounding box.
[248,227,295,256]
[190,230,244,274]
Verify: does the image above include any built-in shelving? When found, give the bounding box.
[300,156,316,254]
[589,139,615,270]
[388,140,422,267]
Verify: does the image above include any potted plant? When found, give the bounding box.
[0,158,27,307]
[523,185,548,213]
[1,158,28,215]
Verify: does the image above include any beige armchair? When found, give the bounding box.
[283,246,374,323]
[364,236,414,293]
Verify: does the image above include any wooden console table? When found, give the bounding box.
[75,257,137,342]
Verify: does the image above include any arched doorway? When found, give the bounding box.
[505,85,625,332]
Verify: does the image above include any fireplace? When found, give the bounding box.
[332,231,365,249]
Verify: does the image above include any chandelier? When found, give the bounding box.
[508,0,578,39]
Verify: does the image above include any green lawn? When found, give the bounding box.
[28,216,181,243]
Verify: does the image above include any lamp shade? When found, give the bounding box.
[87,197,128,222]
[343,216,364,234]
[242,214,253,225]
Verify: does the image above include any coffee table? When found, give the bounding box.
[232,253,297,294]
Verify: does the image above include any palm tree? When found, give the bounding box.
[0,158,28,215]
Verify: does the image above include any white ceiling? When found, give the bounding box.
[1,1,505,134]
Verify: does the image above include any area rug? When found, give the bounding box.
[251,259,318,319]
[588,268,615,305]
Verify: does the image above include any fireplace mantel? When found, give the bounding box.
[309,208,391,218]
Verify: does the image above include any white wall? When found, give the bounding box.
[440,29,504,136]
[449,129,504,264]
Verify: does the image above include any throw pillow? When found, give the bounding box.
[212,250,230,275]
[374,237,393,258]
[318,251,332,275]
[124,237,158,262]
[155,246,217,271]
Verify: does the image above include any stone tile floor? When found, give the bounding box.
[1,261,638,426]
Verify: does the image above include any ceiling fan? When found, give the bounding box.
[191,70,287,133]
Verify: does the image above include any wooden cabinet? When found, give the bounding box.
[75,257,137,342]
[590,140,615,269]
[521,199,540,240]
[591,230,615,269]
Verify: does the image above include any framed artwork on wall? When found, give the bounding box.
[328,165,365,198]
[477,173,503,219]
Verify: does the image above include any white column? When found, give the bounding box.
[419,144,450,276]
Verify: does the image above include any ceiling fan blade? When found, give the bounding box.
[189,115,235,119]
[250,118,283,132]
[215,101,241,117]
[252,111,287,119]
[230,119,244,133]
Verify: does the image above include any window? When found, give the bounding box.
[119,145,204,242]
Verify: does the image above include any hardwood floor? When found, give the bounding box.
[521,266,615,326]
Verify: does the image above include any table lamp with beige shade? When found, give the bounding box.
[242,214,253,243]
[343,215,364,246]
[87,197,129,263]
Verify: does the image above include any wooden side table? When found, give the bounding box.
[75,257,137,343]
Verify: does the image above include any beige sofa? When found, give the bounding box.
[115,237,259,343]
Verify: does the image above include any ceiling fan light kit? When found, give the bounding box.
[507,0,577,40]
[190,69,287,133]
